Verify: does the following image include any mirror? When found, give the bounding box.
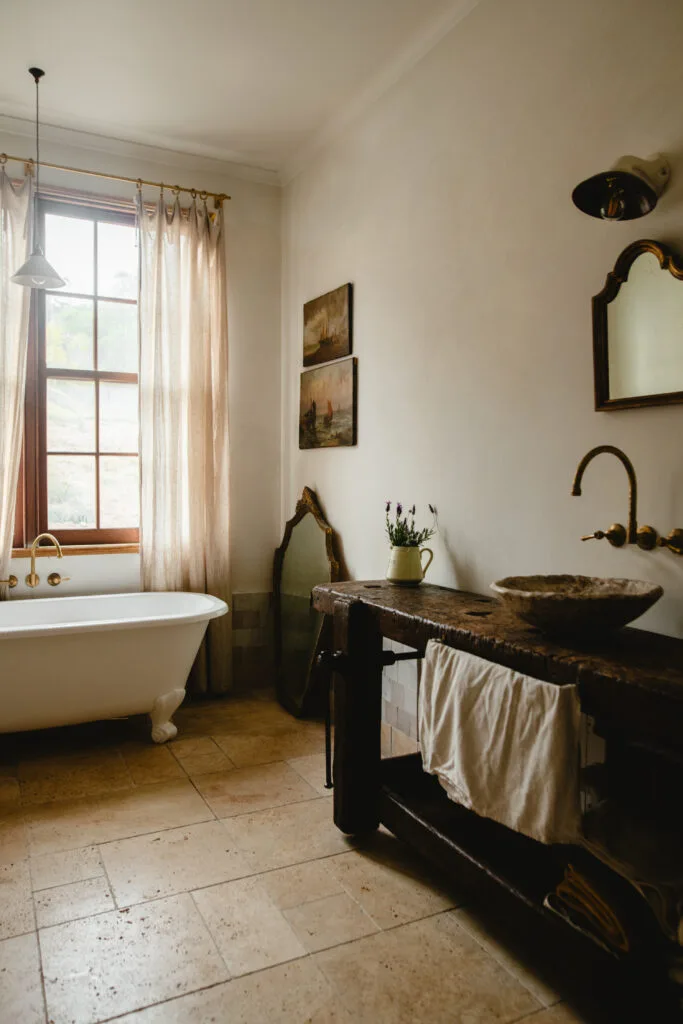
[273,487,341,717]
[593,239,683,410]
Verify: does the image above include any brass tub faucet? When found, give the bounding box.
[571,445,657,550]
[26,533,70,588]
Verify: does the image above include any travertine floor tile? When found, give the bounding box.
[113,958,351,1023]
[0,859,33,940]
[118,743,186,785]
[288,753,332,796]
[18,749,133,805]
[453,906,562,1008]
[225,797,349,872]
[40,893,229,1024]
[193,762,317,818]
[314,912,541,1023]
[35,875,114,928]
[0,932,45,1024]
[326,836,457,929]
[284,891,378,952]
[30,845,104,891]
[213,722,324,767]
[27,780,213,856]
[258,859,344,911]
[0,812,29,866]
[170,736,235,776]
[101,820,248,907]
[193,876,306,976]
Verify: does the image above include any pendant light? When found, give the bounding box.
[11,68,65,289]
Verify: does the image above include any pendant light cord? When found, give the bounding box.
[35,73,39,200]
[28,67,44,251]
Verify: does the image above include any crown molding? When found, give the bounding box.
[0,113,281,188]
[280,0,481,186]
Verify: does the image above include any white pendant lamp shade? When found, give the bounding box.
[12,67,65,290]
[11,246,65,289]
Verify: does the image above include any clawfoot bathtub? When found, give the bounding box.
[0,591,227,742]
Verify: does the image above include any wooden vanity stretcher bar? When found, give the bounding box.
[312,580,683,961]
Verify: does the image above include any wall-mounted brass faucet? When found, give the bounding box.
[571,445,658,550]
[25,533,71,588]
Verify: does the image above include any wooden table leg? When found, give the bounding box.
[332,597,383,835]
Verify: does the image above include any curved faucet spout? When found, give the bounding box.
[571,445,637,544]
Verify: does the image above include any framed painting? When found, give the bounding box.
[303,283,352,367]
[299,357,357,449]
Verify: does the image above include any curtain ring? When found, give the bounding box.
[173,185,180,196]
[0,154,7,165]
[136,178,143,193]
[190,188,197,199]
[199,190,208,202]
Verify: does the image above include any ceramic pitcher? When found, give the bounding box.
[386,545,434,586]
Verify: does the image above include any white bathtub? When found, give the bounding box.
[0,591,227,742]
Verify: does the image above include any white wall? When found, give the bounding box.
[282,0,683,638]
[2,118,281,599]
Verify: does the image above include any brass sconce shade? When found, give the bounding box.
[572,154,670,221]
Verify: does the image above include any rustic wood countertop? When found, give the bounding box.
[312,580,683,756]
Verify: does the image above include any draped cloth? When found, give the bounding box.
[419,641,582,845]
[0,171,32,599]
[137,193,231,693]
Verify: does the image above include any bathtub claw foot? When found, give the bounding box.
[150,688,186,744]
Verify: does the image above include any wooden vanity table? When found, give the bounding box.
[312,580,683,997]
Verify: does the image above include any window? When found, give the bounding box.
[14,199,140,548]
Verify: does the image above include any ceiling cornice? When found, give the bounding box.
[280,0,482,186]
[0,114,282,188]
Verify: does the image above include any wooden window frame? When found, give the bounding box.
[14,198,140,549]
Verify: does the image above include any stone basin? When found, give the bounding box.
[490,574,663,636]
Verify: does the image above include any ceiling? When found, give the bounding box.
[0,0,469,177]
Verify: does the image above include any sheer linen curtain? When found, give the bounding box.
[138,193,231,694]
[0,172,32,600]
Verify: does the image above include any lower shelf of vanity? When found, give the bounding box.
[378,753,664,965]
[380,753,563,915]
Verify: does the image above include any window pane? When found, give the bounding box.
[100,382,138,453]
[46,295,94,370]
[44,213,94,295]
[98,221,137,299]
[98,300,138,372]
[48,455,96,529]
[47,379,96,452]
[100,457,139,528]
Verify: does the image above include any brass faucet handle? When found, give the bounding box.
[47,572,71,586]
[636,525,658,551]
[657,529,683,556]
[0,575,18,588]
[581,524,627,547]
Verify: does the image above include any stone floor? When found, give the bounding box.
[0,694,646,1023]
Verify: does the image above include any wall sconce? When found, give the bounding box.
[572,153,670,221]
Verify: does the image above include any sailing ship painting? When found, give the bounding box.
[299,358,357,449]
[303,283,352,366]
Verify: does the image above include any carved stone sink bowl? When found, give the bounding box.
[490,574,663,636]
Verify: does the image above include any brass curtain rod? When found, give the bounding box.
[0,151,230,204]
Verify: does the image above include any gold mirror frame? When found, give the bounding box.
[273,487,341,717]
[593,238,683,411]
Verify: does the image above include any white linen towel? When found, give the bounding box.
[418,641,581,845]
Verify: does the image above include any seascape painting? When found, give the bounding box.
[299,357,357,449]
[303,283,352,366]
